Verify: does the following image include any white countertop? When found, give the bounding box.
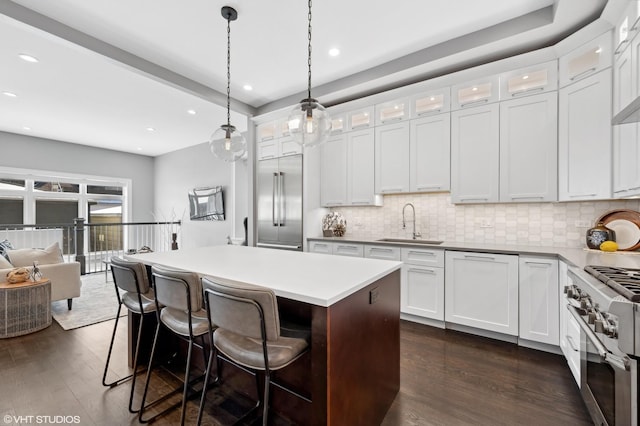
[308,236,640,270]
[126,245,401,307]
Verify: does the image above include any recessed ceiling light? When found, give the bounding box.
[243,84,253,91]
[2,91,17,97]
[187,109,196,115]
[522,75,529,80]
[595,47,603,54]
[137,147,143,151]
[430,96,435,101]
[18,54,39,63]
[22,126,31,131]
[328,48,340,57]
[146,127,155,132]
[471,87,478,91]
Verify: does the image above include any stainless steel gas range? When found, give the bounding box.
[565,265,640,426]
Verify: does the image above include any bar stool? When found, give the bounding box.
[138,265,210,425]
[102,256,157,413]
[198,277,310,426]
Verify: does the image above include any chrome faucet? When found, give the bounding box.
[402,203,421,239]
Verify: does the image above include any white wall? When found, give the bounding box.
[331,193,640,248]
[0,131,154,221]
[154,141,250,249]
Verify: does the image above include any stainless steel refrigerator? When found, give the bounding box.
[256,154,303,251]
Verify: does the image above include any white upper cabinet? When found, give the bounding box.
[410,87,450,118]
[499,61,558,99]
[256,121,279,141]
[375,121,411,194]
[559,31,612,87]
[256,119,302,160]
[410,113,451,192]
[348,128,380,205]
[613,123,640,198]
[558,70,612,201]
[320,134,348,206]
[375,98,410,125]
[330,113,347,134]
[451,76,499,110]
[499,92,558,202]
[614,39,634,114]
[320,129,380,207]
[451,103,500,203]
[347,106,374,131]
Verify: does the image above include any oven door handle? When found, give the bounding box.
[567,305,631,371]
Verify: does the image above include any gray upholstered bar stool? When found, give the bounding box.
[102,256,157,413]
[138,265,210,425]
[198,277,310,426]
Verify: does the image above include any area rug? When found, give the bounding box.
[51,273,126,330]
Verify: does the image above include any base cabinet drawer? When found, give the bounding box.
[401,265,444,320]
[308,241,333,254]
[364,245,401,260]
[333,243,364,257]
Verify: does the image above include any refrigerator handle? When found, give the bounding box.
[272,173,278,226]
[279,172,285,226]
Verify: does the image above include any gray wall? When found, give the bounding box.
[154,141,249,249]
[0,131,155,221]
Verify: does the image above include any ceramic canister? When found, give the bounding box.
[586,222,616,249]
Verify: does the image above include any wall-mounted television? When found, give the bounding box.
[188,186,224,221]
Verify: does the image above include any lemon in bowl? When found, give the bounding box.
[599,241,618,252]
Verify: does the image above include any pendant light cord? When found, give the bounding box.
[307,0,312,102]
[226,13,231,127]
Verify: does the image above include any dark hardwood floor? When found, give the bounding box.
[0,317,592,425]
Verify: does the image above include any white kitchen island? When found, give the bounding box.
[127,245,402,425]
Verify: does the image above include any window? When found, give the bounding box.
[0,199,24,225]
[34,181,79,193]
[36,200,78,253]
[87,185,123,195]
[0,179,25,190]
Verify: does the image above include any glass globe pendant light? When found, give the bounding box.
[287,0,331,147]
[209,6,247,162]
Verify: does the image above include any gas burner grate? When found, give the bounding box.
[584,265,640,302]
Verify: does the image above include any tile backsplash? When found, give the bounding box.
[332,193,640,248]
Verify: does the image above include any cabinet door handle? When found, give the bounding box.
[417,185,442,190]
[630,186,640,191]
[408,251,436,257]
[510,87,544,97]
[459,197,489,202]
[281,150,298,156]
[460,98,489,108]
[568,193,596,198]
[408,267,436,274]
[272,173,278,226]
[510,195,544,200]
[351,201,371,205]
[350,122,370,129]
[566,335,579,352]
[569,67,596,81]
[380,116,403,123]
[524,261,550,266]
[417,108,441,116]
[380,188,403,193]
[261,154,276,160]
[338,245,359,250]
[260,135,275,141]
[463,254,496,261]
[614,40,629,55]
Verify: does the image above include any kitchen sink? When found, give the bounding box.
[376,238,443,245]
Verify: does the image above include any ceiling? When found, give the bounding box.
[0,0,612,157]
